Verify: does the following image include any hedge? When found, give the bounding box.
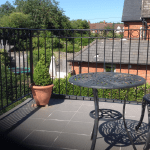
[53,73,150,102]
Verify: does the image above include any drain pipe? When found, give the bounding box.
[78,62,81,74]
[142,18,148,40]
[124,23,129,38]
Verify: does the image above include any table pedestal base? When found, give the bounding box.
[90,89,122,150]
[91,88,137,150]
[90,109,122,121]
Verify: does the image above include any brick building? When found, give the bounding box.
[122,0,150,39]
[68,40,150,84]
[88,20,124,34]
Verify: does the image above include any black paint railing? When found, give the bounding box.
[0,27,150,112]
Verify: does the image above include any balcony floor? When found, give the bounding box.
[0,97,149,150]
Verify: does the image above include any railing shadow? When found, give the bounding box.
[0,97,65,150]
[99,119,149,150]
[0,97,65,135]
[0,98,40,135]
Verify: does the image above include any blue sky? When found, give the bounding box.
[0,0,125,23]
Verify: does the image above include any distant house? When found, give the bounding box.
[68,40,150,83]
[88,20,124,35]
[122,0,150,39]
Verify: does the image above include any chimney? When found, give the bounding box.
[104,20,105,24]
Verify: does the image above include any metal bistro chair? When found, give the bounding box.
[135,94,150,150]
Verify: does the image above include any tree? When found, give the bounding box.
[102,23,116,38]
[0,12,32,28]
[14,0,71,29]
[70,19,90,29]
[0,1,15,18]
[0,12,32,49]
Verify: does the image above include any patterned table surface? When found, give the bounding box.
[69,72,146,89]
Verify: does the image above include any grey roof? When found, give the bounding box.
[141,0,150,18]
[122,0,142,22]
[68,39,150,65]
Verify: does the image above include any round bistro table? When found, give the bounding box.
[69,72,146,150]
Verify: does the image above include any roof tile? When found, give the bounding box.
[68,40,150,65]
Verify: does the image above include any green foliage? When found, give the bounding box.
[14,0,71,29]
[74,38,86,46]
[32,31,96,53]
[0,64,30,110]
[0,64,16,101]
[116,32,124,38]
[32,31,63,49]
[33,54,52,86]
[99,24,124,38]
[0,95,30,115]
[0,48,30,113]
[59,41,80,53]
[0,0,71,30]
[0,1,15,18]
[53,74,150,102]
[0,49,11,67]
[70,19,90,29]
[30,47,52,68]
[0,12,32,28]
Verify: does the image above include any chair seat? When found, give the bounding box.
[143,94,150,103]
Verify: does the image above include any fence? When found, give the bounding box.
[0,27,150,112]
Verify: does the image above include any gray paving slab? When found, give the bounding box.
[36,119,69,132]
[0,98,149,150]
[56,103,82,111]
[84,137,121,150]
[29,108,54,119]
[71,112,94,123]
[49,147,72,150]
[17,118,45,130]
[6,128,33,144]
[52,132,90,150]
[22,130,60,147]
[22,145,50,150]
[62,121,93,135]
[78,104,95,113]
[47,110,76,121]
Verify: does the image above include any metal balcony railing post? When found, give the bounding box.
[29,30,33,84]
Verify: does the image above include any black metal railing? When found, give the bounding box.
[0,27,150,112]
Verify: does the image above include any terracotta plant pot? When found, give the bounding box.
[30,83,54,106]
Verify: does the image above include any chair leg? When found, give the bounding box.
[143,104,150,150]
[135,99,147,131]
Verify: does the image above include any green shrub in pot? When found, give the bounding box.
[33,54,52,86]
[31,54,54,107]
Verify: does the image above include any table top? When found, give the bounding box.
[143,94,150,102]
[69,72,146,89]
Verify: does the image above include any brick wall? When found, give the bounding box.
[71,62,104,74]
[71,62,150,84]
[124,20,150,39]
[116,64,150,83]
[124,22,142,38]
